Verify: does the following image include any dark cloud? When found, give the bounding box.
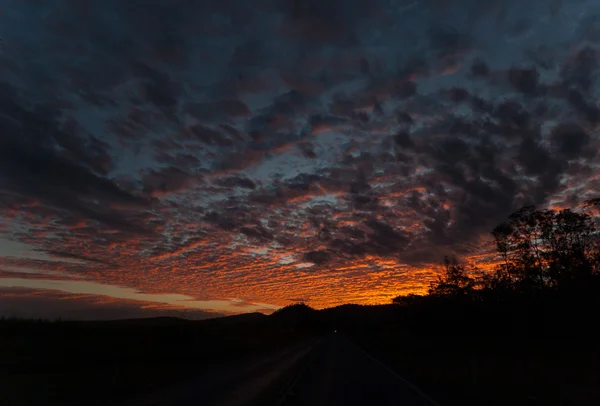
[396,112,414,127]
[394,131,414,149]
[1,0,600,313]
[203,211,238,231]
[564,88,600,125]
[186,124,235,146]
[0,138,152,235]
[297,142,317,159]
[560,46,598,92]
[215,176,257,190]
[550,122,593,159]
[493,100,531,129]
[186,100,252,122]
[303,250,331,265]
[469,58,490,77]
[132,62,181,116]
[507,67,540,95]
[427,24,470,58]
[0,84,155,237]
[58,117,113,175]
[231,39,270,68]
[107,108,166,141]
[364,219,410,256]
[392,80,418,100]
[280,0,378,45]
[240,225,274,241]
[578,14,600,43]
[141,167,196,198]
[446,87,470,103]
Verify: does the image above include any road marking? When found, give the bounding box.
[349,338,442,406]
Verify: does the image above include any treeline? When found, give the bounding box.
[393,199,600,336]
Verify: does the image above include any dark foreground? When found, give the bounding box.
[122,333,438,406]
[0,314,314,406]
[258,333,438,406]
[3,302,600,405]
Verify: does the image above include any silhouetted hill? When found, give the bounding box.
[0,310,315,406]
[320,303,400,325]
[201,312,267,327]
[88,316,194,326]
[271,303,314,317]
[268,303,325,331]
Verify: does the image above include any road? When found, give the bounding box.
[120,340,316,406]
[258,333,440,406]
[121,333,439,406]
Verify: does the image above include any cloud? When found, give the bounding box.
[0,0,600,315]
[0,287,221,320]
[44,250,115,266]
[141,166,198,198]
[550,122,593,159]
[303,250,331,265]
[560,46,598,92]
[186,100,252,122]
[507,66,540,95]
[0,137,153,235]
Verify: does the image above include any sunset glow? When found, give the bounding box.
[1,0,600,319]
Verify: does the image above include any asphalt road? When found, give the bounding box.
[120,340,316,406]
[261,333,440,406]
[121,334,439,406]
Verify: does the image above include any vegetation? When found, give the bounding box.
[412,200,600,299]
[374,200,600,405]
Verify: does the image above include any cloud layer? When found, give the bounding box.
[1,0,600,313]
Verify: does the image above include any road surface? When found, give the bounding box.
[257,333,439,406]
[122,334,439,406]
[120,340,316,406]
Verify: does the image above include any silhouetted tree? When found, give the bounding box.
[543,209,595,288]
[583,198,600,271]
[392,294,425,306]
[491,206,550,291]
[490,204,599,292]
[390,198,600,349]
[428,256,476,298]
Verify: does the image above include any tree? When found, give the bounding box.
[584,198,600,272]
[491,206,550,291]
[392,293,425,306]
[490,205,598,291]
[428,256,475,297]
[542,209,595,287]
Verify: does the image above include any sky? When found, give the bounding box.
[1,0,600,319]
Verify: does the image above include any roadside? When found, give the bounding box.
[350,329,600,406]
[254,333,441,406]
[116,338,321,406]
